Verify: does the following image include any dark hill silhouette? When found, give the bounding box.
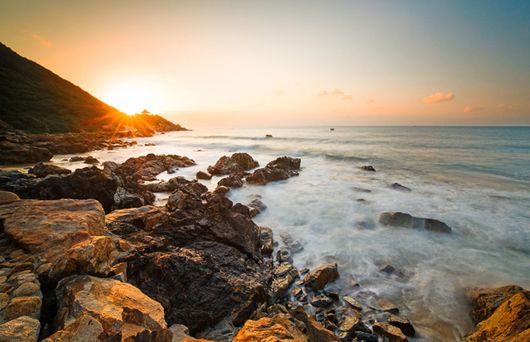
[0,43,185,133]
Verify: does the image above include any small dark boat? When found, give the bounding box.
[330,128,335,131]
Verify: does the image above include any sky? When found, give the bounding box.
[1,0,529,126]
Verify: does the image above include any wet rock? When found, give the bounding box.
[170,324,212,342]
[311,294,334,308]
[259,227,274,256]
[280,233,304,254]
[390,183,411,192]
[373,298,399,314]
[354,331,378,342]
[379,264,405,278]
[196,170,212,180]
[248,198,267,214]
[217,175,244,188]
[83,156,99,164]
[28,162,71,178]
[464,285,530,341]
[303,263,339,291]
[270,263,298,301]
[465,285,525,323]
[0,141,53,164]
[373,322,408,341]
[0,199,117,280]
[106,205,169,235]
[246,156,301,185]
[290,306,339,341]
[207,153,259,176]
[388,315,415,337]
[233,314,307,341]
[48,275,167,341]
[337,312,365,341]
[0,191,19,204]
[0,316,40,342]
[69,156,84,162]
[115,154,196,182]
[352,187,371,193]
[343,296,363,311]
[360,165,376,172]
[379,212,452,233]
[276,248,293,264]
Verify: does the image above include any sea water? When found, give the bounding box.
[52,126,530,341]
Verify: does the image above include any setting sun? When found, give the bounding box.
[101,80,164,115]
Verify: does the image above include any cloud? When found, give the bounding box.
[422,91,455,104]
[463,105,484,113]
[318,88,352,100]
[31,34,52,48]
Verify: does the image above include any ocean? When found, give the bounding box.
[52,126,530,341]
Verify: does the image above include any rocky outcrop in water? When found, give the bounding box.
[115,154,196,182]
[246,156,301,185]
[28,163,71,178]
[207,153,259,176]
[464,285,530,341]
[379,212,452,233]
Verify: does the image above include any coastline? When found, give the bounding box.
[0,127,524,340]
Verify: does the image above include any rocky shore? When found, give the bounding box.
[0,149,528,341]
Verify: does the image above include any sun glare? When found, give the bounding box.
[101,80,164,115]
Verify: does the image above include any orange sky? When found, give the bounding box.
[1,1,529,126]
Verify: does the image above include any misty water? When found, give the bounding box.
[52,126,530,341]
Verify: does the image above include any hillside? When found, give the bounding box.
[0,43,185,133]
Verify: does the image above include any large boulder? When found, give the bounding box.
[47,275,167,341]
[233,314,308,342]
[464,286,530,341]
[302,264,339,291]
[28,162,71,178]
[207,153,259,175]
[0,316,40,342]
[378,212,452,233]
[246,157,301,185]
[0,191,19,204]
[0,140,52,165]
[0,199,118,280]
[115,154,196,182]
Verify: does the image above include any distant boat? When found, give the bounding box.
[265,134,273,138]
[330,128,335,131]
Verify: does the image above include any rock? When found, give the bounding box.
[34,166,119,212]
[373,322,408,341]
[207,153,259,176]
[217,175,244,188]
[379,212,452,233]
[388,315,415,337]
[248,199,267,213]
[311,294,334,308]
[0,316,40,342]
[4,296,41,321]
[196,171,212,180]
[69,156,84,162]
[233,314,307,342]
[303,264,339,291]
[343,296,363,311]
[0,191,19,204]
[337,312,364,341]
[464,286,530,341]
[0,141,53,164]
[49,275,167,341]
[170,324,212,342]
[465,285,525,323]
[246,156,301,185]
[106,205,169,235]
[259,227,273,255]
[374,298,399,314]
[28,162,71,178]
[83,156,99,164]
[379,264,405,278]
[280,233,304,254]
[1,199,117,280]
[360,165,376,172]
[390,183,411,192]
[115,154,196,182]
[270,263,298,301]
[290,307,339,341]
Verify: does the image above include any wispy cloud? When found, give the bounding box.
[422,91,455,104]
[31,34,52,48]
[463,105,484,113]
[318,88,352,100]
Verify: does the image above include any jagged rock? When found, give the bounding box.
[311,294,334,308]
[337,312,364,341]
[0,316,40,342]
[388,315,415,337]
[290,307,339,342]
[196,171,212,180]
[246,156,301,185]
[143,177,207,195]
[69,156,84,162]
[217,175,244,188]
[373,298,399,314]
[233,314,307,342]
[207,153,259,176]
[464,286,530,341]
[113,186,154,210]
[115,154,196,182]
[48,275,167,341]
[0,191,19,204]
[270,263,298,301]
[343,296,363,311]
[0,199,117,280]
[379,212,452,233]
[302,264,339,291]
[390,183,411,192]
[373,322,408,341]
[106,205,169,235]
[83,156,99,164]
[259,227,273,255]
[379,264,405,278]
[0,141,52,164]
[28,162,71,178]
